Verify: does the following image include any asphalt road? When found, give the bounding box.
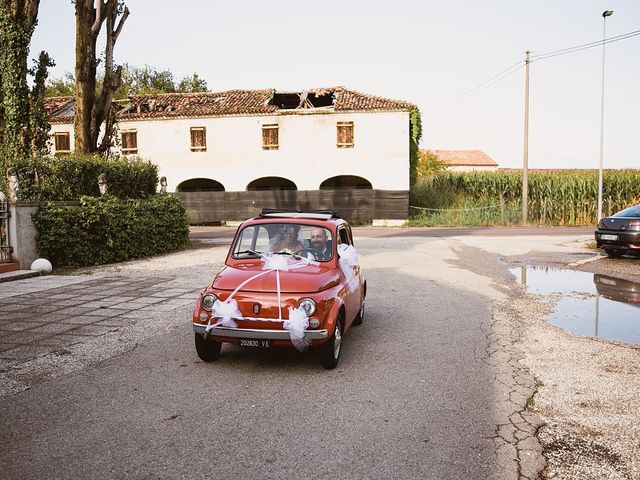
[0,236,534,479]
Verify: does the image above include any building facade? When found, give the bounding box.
[48,88,416,194]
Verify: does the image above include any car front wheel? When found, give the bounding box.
[321,317,342,369]
[195,332,222,362]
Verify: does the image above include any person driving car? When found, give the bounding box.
[308,227,332,259]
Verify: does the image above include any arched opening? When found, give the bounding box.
[247,177,297,191]
[176,178,225,192]
[319,175,372,189]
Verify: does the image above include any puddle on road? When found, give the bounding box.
[510,266,640,346]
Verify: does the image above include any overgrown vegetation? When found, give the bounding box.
[409,109,422,187]
[34,195,190,267]
[0,154,158,201]
[0,0,45,168]
[416,150,449,179]
[410,170,640,226]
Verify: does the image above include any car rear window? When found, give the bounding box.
[613,206,640,218]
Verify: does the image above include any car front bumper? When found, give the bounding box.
[192,323,329,340]
[594,229,640,249]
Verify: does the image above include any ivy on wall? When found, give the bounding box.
[409,108,423,187]
[0,1,39,168]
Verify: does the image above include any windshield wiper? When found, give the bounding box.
[235,249,261,257]
[272,250,294,256]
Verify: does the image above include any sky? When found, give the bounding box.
[30,0,640,170]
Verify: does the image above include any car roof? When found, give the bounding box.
[244,209,347,228]
[258,208,340,220]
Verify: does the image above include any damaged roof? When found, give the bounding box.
[45,96,75,124]
[45,87,416,123]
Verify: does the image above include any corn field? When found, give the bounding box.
[409,170,640,226]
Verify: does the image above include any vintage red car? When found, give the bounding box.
[192,209,366,369]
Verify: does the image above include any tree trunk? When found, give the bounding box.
[74,0,128,154]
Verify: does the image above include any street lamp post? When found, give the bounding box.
[598,10,613,222]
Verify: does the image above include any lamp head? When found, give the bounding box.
[602,10,613,17]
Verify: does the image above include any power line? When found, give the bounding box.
[437,27,639,110]
[438,61,524,109]
[531,29,640,62]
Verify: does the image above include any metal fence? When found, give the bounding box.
[0,194,11,263]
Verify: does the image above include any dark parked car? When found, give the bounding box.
[595,205,640,257]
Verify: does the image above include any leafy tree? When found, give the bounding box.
[177,73,208,93]
[0,0,40,168]
[45,72,75,97]
[74,0,129,153]
[115,64,175,99]
[47,65,209,100]
[417,150,448,178]
[29,51,55,155]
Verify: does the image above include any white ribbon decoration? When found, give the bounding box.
[206,252,320,346]
[211,299,242,329]
[283,306,311,351]
[338,244,360,293]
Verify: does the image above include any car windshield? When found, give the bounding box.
[613,206,640,218]
[232,223,334,262]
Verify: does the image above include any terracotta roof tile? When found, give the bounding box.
[45,88,416,123]
[44,96,75,124]
[425,149,498,167]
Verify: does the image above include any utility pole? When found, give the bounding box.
[521,50,530,225]
[598,11,613,221]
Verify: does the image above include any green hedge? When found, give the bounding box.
[34,195,190,267]
[0,154,158,201]
[410,169,640,226]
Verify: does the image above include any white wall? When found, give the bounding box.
[113,110,410,192]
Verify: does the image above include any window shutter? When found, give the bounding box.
[55,133,70,152]
[337,122,354,148]
[190,127,206,151]
[262,124,279,150]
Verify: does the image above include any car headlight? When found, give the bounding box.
[299,298,316,316]
[202,294,218,311]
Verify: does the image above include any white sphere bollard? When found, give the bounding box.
[31,258,53,274]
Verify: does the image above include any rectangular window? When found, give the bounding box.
[190,127,207,151]
[262,124,279,150]
[337,121,354,148]
[121,130,138,154]
[54,132,71,153]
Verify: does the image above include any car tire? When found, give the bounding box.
[353,300,365,326]
[604,248,623,258]
[195,332,222,362]
[321,316,343,370]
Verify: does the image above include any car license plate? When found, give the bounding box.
[600,234,618,241]
[239,339,271,348]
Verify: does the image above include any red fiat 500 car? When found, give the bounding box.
[192,209,366,369]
